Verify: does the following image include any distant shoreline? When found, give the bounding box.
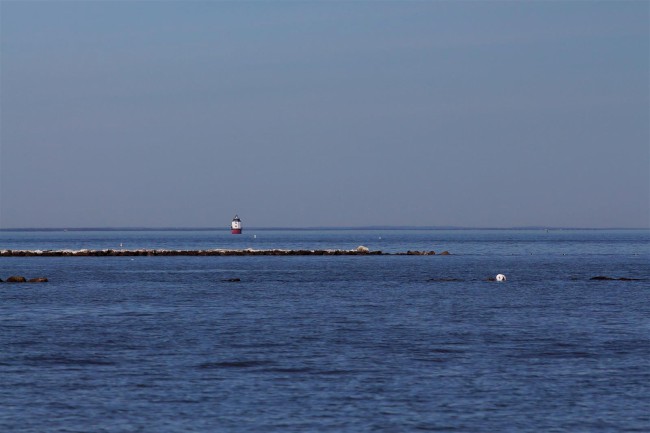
[1,227,646,232]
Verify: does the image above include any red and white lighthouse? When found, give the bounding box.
[231,214,242,234]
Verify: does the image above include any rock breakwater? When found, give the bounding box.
[0,248,454,257]
[0,248,386,257]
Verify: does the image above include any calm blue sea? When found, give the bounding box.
[1,229,649,432]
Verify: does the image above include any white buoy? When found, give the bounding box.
[496,274,506,282]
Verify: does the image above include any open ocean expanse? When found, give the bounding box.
[1,229,649,432]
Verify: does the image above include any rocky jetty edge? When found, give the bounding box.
[0,247,450,257]
[1,276,48,283]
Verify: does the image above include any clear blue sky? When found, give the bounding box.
[1,1,648,228]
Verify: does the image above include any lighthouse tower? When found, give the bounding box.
[231,215,242,234]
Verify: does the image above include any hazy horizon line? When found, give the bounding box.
[1,226,648,232]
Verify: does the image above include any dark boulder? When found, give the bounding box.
[28,277,48,283]
[6,276,27,283]
[439,251,451,255]
[223,278,241,282]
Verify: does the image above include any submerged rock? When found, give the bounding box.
[1,276,48,283]
[590,276,640,281]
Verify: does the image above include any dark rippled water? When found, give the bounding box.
[1,229,649,432]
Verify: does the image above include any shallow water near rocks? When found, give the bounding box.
[1,229,649,432]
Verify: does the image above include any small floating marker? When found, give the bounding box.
[496,274,506,282]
